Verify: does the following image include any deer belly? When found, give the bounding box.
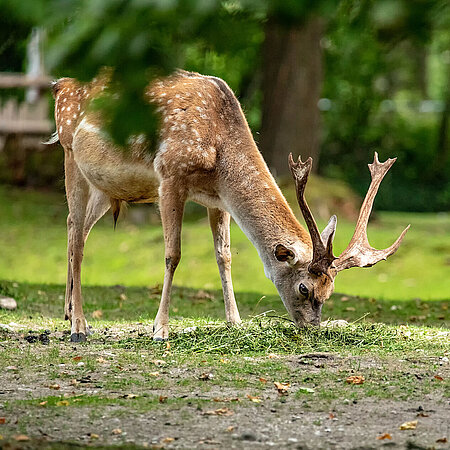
[73,138,160,203]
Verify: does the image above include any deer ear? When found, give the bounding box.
[274,244,297,264]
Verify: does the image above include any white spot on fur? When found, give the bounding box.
[67,106,71,112]
[66,119,71,125]
[59,126,62,133]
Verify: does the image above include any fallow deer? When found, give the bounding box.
[47,70,409,342]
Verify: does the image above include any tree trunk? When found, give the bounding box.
[260,17,323,176]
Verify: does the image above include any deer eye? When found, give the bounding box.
[299,283,309,296]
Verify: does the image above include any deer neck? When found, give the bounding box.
[219,143,312,280]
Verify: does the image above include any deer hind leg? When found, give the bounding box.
[65,188,110,323]
[208,208,241,324]
[65,151,111,342]
[153,180,186,341]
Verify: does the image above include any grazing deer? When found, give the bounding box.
[47,70,409,342]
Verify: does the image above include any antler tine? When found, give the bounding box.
[288,153,336,275]
[334,152,410,272]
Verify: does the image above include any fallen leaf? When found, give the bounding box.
[297,386,315,394]
[49,384,60,390]
[259,377,268,384]
[328,413,335,419]
[0,417,5,424]
[434,375,444,381]
[148,372,160,377]
[399,420,418,430]
[274,381,291,395]
[152,359,166,366]
[39,401,47,406]
[226,426,235,432]
[199,372,214,381]
[417,412,429,417]
[73,356,82,361]
[346,375,365,385]
[14,435,30,442]
[204,407,234,416]
[91,310,103,319]
[112,428,122,435]
[56,400,70,406]
[162,437,175,443]
[436,437,447,443]
[159,395,168,403]
[376,433,392,440]
[89,433,99,440]
[70,379,79,386]
[166,342,171,350]
[345,307,356,312]
[97,357,107,363]
[220,358,229,364]
[213,397,240,403]
[246,394,262,403]
[122,394,138,399]
[267,353,277,359]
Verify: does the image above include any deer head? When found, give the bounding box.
[271,152,409,327]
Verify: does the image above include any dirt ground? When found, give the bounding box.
[1,332,449,450]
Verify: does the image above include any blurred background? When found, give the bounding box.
[0,0,449,306]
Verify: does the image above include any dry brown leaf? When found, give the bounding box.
[72,356,82,361]
[0,417,5,424]
[246,394,262,403]
[199,372,214,381]
[226,426,235,432]
[399,420,418,430]
[159,395,168,403]
[434,375,444,381]
[204,407,234,416]
[346,375,365,385]
[274,381,291,395]
[14,435,30,442]
[166,342,171,350]
[123,393,138,399]
[91,310,103,319]
[148,371,160,377]
[328,413,335,419]
[89,433,99,440]
[49,383,60,390]
[152,359,166,366]
[97,357,107,363]
[112,428,122,435]
[267,353,277,359]
[56,400,70,407]
[436,437,447,443]
[162,437,175,443]
[39,401,47,406]
[376,433,392,440]
[259,377,268,384]
[417,412,429,417]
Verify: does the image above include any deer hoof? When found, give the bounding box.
[70,332,87,343]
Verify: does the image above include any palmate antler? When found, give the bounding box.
[289,152,410,276]
[288,154,337,276]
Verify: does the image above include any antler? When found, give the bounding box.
[334,152,410,272]
[288,154,336,275]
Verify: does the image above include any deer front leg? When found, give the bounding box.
[208,208,241,324]
[153,181,186,341]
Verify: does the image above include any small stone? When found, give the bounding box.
[0,296,17,310]
[240,433,257,441]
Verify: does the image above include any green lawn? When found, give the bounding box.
[0,185,448,303]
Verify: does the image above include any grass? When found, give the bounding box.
[0,185,449,448]
[0,185,449,301]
